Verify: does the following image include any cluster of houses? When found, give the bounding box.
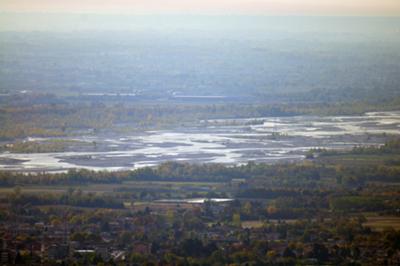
[2,199,400,265]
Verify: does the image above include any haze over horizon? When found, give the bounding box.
[1,0,400,16]
[1,1,399,98]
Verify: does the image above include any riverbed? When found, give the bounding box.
[0,111,399,172]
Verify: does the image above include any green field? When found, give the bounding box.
[0,180,227,196]
[363,213,400,231]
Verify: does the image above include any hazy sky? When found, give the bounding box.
[1,0,400,16]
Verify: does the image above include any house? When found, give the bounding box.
[231,178,248,189]
[47,244,69,261]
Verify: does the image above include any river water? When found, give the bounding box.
[0,111,399,172]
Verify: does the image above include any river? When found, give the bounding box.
[0,111,399,172]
